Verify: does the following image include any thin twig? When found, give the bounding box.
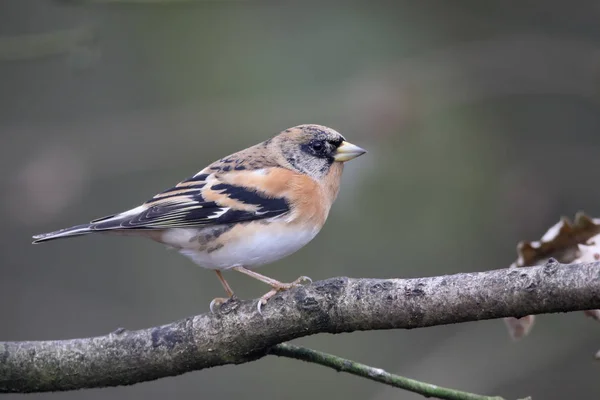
[270,343,506,400]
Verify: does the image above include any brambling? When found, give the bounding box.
[33,124,366,313]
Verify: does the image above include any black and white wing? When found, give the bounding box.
[32,169,290,243]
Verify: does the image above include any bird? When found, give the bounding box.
[32,124,366,313]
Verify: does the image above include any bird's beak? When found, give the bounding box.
[333,141,367,162]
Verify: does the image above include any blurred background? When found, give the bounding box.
[2,1,600,399]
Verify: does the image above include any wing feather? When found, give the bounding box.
[90,170,290,230]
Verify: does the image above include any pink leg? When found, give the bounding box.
[210,270,236,313]
[232,266,312,313]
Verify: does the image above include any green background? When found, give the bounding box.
[2,1,600,399]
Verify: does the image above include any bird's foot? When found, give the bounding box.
[209,297,227,314]
[210,295,240,314]
[257,275,312,314]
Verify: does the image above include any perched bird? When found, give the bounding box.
[32,124,366,312]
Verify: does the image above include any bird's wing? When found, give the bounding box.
[90,168,291,230]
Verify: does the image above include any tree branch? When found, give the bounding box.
[1,260,599,393]
[269,343,505,400]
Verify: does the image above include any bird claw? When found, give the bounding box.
[210,297,228,314]
[293,276,312,285]
[256,299,266,315]
[211,295,241,314]
[256,289,277,315]
[256,275,313,314]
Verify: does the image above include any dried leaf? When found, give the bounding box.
[574,233,600,264]
[505,212,600,340]
[512,212,600,268]
[504,315,535,341]
[584,310,600,321]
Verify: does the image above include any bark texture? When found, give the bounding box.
[2,260,599,393]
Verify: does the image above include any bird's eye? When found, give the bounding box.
[311,141,324,152]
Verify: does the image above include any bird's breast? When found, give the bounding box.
[162,220,320,270]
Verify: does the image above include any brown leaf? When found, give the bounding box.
[504,315,536,341]
[505,212,600,340]
[512,212,600,268]
[583,310,600,321]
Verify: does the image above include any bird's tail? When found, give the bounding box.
[32,223,96,244]
[32,208,151,244]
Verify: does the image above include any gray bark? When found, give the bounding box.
[1,260,599,393]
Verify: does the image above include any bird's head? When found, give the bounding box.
[271,124,366,179]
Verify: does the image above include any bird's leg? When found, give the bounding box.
[216,270,234,296]
[232,266,312,313]
[232,266,311,289]
[210,270,236,313]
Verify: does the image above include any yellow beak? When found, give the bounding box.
[333,141,367,162]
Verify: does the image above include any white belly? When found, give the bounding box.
[170,225,319,270]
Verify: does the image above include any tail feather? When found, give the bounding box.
[32,224,95,244]
[32,208,154,244]
[31,211,144,243]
